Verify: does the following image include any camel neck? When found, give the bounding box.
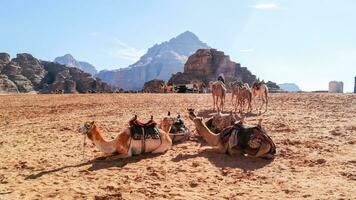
[89,126,116,154]
[193,118,220,146]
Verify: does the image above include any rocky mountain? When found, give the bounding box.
[278,83,301,92]
[142,79,165,93]
[97,31,210,90]
[54,54,97,76]
[169,48,279,90]
[169,49,255,85]
[0,53,111,93]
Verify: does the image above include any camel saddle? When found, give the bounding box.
[220,123,276,156]
[169,116,188,134]
[129,115,160,140]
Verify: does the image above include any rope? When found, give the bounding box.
[82,134,86,162]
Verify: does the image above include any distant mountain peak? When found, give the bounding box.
[171,31,199,41]
[97,31,210,90]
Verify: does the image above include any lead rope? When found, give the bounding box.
[82,134,86,162]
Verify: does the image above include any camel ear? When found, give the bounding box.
[177,114,181,119]
[167,111,171,116]
[258,119,263,127]
[90,121,95,125]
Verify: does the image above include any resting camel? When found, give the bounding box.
[188,109,276,159]
[251,81,268,112]
[209,81,226,112]
[159,112,190,144]
[79,117,172,158]
[161,83,175,93]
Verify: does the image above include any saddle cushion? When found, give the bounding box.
[169,118,188,134]
[129,118,160,140]
[169,118,190,144]
[220,123,276,156]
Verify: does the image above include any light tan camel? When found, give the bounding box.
[188,110,276,159]
[79,121,172,158]
[209,81,226,112]
[161,83,175,93]
[252,81,268,112]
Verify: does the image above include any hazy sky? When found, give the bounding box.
[1,0,355,92]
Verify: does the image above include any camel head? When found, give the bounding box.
[187,108,197,120]
[160,111,175,132]
[79,121,96,140]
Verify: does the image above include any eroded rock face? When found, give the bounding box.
[40,61,111,93]
[0,75,18,93]
[0,53,112,93]
[169,49,257,86]
[143,79,164,93]
[12,53,46,87]
[0,53,10,71]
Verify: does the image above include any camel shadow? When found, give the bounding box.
[87,153,161,171]
[25,153,162,180]
[171,148,274,171]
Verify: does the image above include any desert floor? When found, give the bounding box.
[0,93,355,200]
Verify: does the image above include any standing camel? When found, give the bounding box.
[251,81,268,112]
[235,85,252,113]
[209,81,226,112]
[229,81,242,106]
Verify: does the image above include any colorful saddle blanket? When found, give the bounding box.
[220,123,276,156]
[129,116,160,140]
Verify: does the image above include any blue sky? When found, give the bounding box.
[0,0,355,92]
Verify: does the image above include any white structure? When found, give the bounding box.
[328,81,343,93]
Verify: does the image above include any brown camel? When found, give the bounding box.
[209,81,226,112]
[235,85,252,113]
[79,119,172,158]
[188,109,276,159]
[252,81,268,112]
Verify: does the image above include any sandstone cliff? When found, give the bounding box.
[0,53,111,93]
[169,48,257,86]
[142,79,165,93]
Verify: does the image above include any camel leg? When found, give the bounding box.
[264,95,268,112]
[220,95,224,112]
[152,133,172,153]
[212,94,216,111]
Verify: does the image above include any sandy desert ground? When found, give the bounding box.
[0,93,355,200]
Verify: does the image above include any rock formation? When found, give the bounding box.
[54,54,97,76]
[97,31,210,90]
[0,53,111,93]
[169,48,257,86]
[142,79,165,93]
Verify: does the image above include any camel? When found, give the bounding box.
[209,81,226,112]
[161,83,175,93]
[229,82,241,106]
[159,112,190,144]
[188,109,276,159]
[251,81,268,112]
[235,85,252,113]
[79,118,172,158]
